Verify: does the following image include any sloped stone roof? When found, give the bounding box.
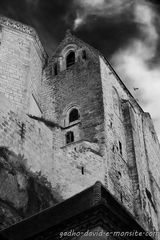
[0,182,154,240]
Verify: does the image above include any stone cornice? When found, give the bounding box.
[0,15,47,62]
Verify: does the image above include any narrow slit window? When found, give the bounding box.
[145,188,156,212]
[120,193,123,203]
[20,123,25,140]
[54,64,58,75]
[82,50,87,60]
[66,131,74,144]
[119,141,122,155]
[81,166,84,175]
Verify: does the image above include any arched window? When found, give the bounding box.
[69,108,80,123]
[66,51,75,68]
[66,131,74,144]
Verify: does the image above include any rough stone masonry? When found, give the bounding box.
[0,16,160,239]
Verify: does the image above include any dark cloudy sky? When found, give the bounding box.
[0,0,160,138]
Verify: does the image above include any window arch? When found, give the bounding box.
[69,108,80,123]
[61,105,80,128]
[66,51,75,68]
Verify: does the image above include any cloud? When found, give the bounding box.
[134,2,158,46]
[79,0,105,7]
[73,0,133,29]
[25,0,39,7]
[111,1,160,138]
[73,17,83,30]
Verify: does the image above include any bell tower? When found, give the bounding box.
[45,30,105,149]
[40,31,106,199]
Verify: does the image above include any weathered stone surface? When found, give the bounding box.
[0,147,59,230]
[100,56,160,234]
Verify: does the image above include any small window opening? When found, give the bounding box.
[66,131,74,144]
[54,64,58,75]
[120,193,123,203]
[69,108,80,123]
[112,145,115,153]
[81,166,84,175]
[116,171,121,180]
[66,51,75,68]
[19,122,26,140]
[119,141,122,155]
[82,50,87,60]
[151,131,156,142]
[145,188,156,212]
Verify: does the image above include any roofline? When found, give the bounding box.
[101,55,144,113]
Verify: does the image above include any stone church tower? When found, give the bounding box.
[0,16,160,239]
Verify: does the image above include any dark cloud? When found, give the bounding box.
[0,0,140,56]
[0,0,75,53]
[0,0,159,57]
[149,0,160,4]
[34,0,74,53]
[74,14,140,59]
[35,0,73,37]
[0,0,31,24]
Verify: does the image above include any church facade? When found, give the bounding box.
[0,16,160,239]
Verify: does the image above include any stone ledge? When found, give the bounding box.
[61,140,102,156]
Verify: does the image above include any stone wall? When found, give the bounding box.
[100,57,134,213]
[0,93,105,204]
[0,94,54,179]
[100,56,160,235]
[52,140,105,199]
[0,22,46,114]
[142,113,160,231]
[40,66,57,122]
[0,147,58,230]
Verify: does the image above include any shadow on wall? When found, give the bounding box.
[0,147,62,230]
